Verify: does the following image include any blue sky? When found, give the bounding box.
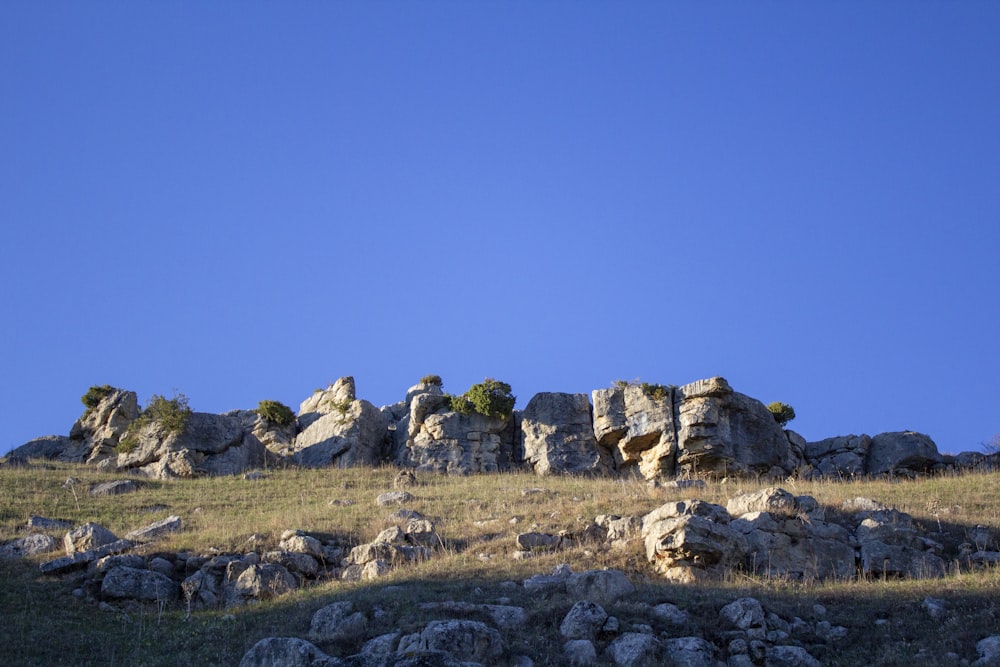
[2,2,998,456]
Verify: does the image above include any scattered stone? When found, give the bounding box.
[651,602,689,625]
[101,566,180,602]
[41,539,135,574]
[280,531,324,557]
[309,600,367,643]
[923,596,948,621]
[765,645,822,667]
[377,491,414,506]
[65,523,119,556]
[397,619,505,663]
[566,569,635,604]
[124,516,182,542]
[974,635,1000,666]
[560,600,608,640]
[27,516,74,531]
[662,636,716,666]
[238,637,336,667]
[516,532,561,550]
[606,632,661,666]
[0,534,58,559]
[393,470,417,488]
[418,602,527,630]
[564,639,598,665]
[90,479,142,497]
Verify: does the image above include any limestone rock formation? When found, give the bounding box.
[395,391,517,475]
[593,384,677,478]
[293,378,388,468]
[113,410,268,479]
[866,431,943,475]
[522,392,612,476]
[69,387,140,464]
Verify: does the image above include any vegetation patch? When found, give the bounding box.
[116,393,192,453]
[255,400,296,427]
[81,384,115,413]
[767,401,797,426]
[448,378,516,420]
[420,374,443,387]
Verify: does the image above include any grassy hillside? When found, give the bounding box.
[1,463,999,666]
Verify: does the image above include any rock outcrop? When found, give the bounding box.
[8,375,966,482]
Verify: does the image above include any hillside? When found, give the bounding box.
[1,462,999,666]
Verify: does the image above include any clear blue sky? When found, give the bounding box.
[2,2,998,456]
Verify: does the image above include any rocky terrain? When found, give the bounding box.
[7,376,996,483]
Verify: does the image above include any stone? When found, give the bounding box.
[101,566,180,601]
[27,516,74,531]
[418,602,528,630]
[262,551,320,578]
[674,377,794,478]
[40,539,135,575]
[651,603,688,625]
[0,534,58,559]
[560,600,609,640]
[124,515,182,541]
[89,480,142,497]
[641,502,747,579]
[229,563,297,603]
[973,636,1000,667]
[764,645,822,667]
[396,620,504,663]
[729,510,856,580]
[395,392,517,475]
[564,639,598,665]
[593,384,677,479]
[804,435,870,477]
[238,637,340,667]
[116,411,268,479]
[606,632,661,666]
[516,532,561,550]
[8,435,83,462]
[70,387,141,462]
[294,383,388,468]
[377,491,414,506]
[922,596,948,620]
[565,569,635,604]
[866,431,942,475]
[856,508,945,578]
[521,392,612,476]
[359,632,402,661]
[65,523,118,556]
[662,637,716,666]
[280,532,324,557]
[726,488,799,518]
[309,601,367,643]
[720,598,766,631]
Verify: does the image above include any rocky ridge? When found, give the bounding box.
[7,376,996,482]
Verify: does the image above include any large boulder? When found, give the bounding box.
[112,408,268,479]
[522,393,612,476]
[641,500,747,581]
[70,387,140,464]
[293,377,389,467]
[592,384,677,479]
[804,435,871,477]
[395,392,516,474]
[674,377,794,478]
[865,431,942,475]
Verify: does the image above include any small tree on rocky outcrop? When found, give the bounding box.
[767,402,796,427]
[117,393,192,453]
[81,385,116,413]
[419,375,443,387]
[449,378,516,420]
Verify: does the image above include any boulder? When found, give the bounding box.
[294,385,388,467]
[70,387,140,463]
[565,569,635,604]
[564,639,598,665]
[309,601,367,643]
[100,566,180,601]
[855,508,945,577]
[642,500,747,581]
[674,377,794,478]
[0,534,58,559]
[396,392,516,474]
[765,645,822,667]
[396,619,505,663]
[116,411,268,479]
[521,392,612,476]
[865,431,942,475]
[90,480,141,497]
[804,435,870,477]
[726,488,800,519]
[662,637,716,667]
[8,435,86,462]
[65,523,118,556]
[560,600,608,640]
[124,516,182,542]
[730,510,856,580]
[239,637,340,667]
[592,384,677,479]
[605,632,661,666]
[973,636,1000,667]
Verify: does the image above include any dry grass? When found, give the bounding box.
[1,463,999,666]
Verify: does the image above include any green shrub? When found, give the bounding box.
[81,384,115,411]
[450,378,516,420]
[767,401,796,426]
[255,400,296,426]
[640,382,673,401]
[420,374,444,387]
[116,393,192,453]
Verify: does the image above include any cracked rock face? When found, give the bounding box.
[522,392,612,476]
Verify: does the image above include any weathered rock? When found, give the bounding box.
[560,600,608,640]
[804,435,870,477]
[239,637,341,667]
[606,632,661,666]
[662,637,716,667]
[592,384,677,479]
[866,431,942,475]
[396,619,504,663]
[309,600,367,643]
[377,491,414,506]
[396,392,517,475]
[565,569,635,604]
[764,645,822,667]
[855,508,945,577]
[0,534,58,559]
[40,539,135,575]
[228,563,297,604]
[65,523,118,556]
[516,532,561,551]
[651,603,688,625]
[727,488,799,519]
[9,435,86,462]
[720,597,766,631]
[973,635,1000,667]
[417,602,527,630]
[674,377,794,478]
[641,501,747,580]
[101,566,180,601]
[124,516,182,542]
[280,531,324,557]
[294,380,388,468]
[521,392,612,476]
[27,516,74,531]
[730,510,856,580]
[564,639,598,665]
[116,411,268,479]
[71,388,140,463]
